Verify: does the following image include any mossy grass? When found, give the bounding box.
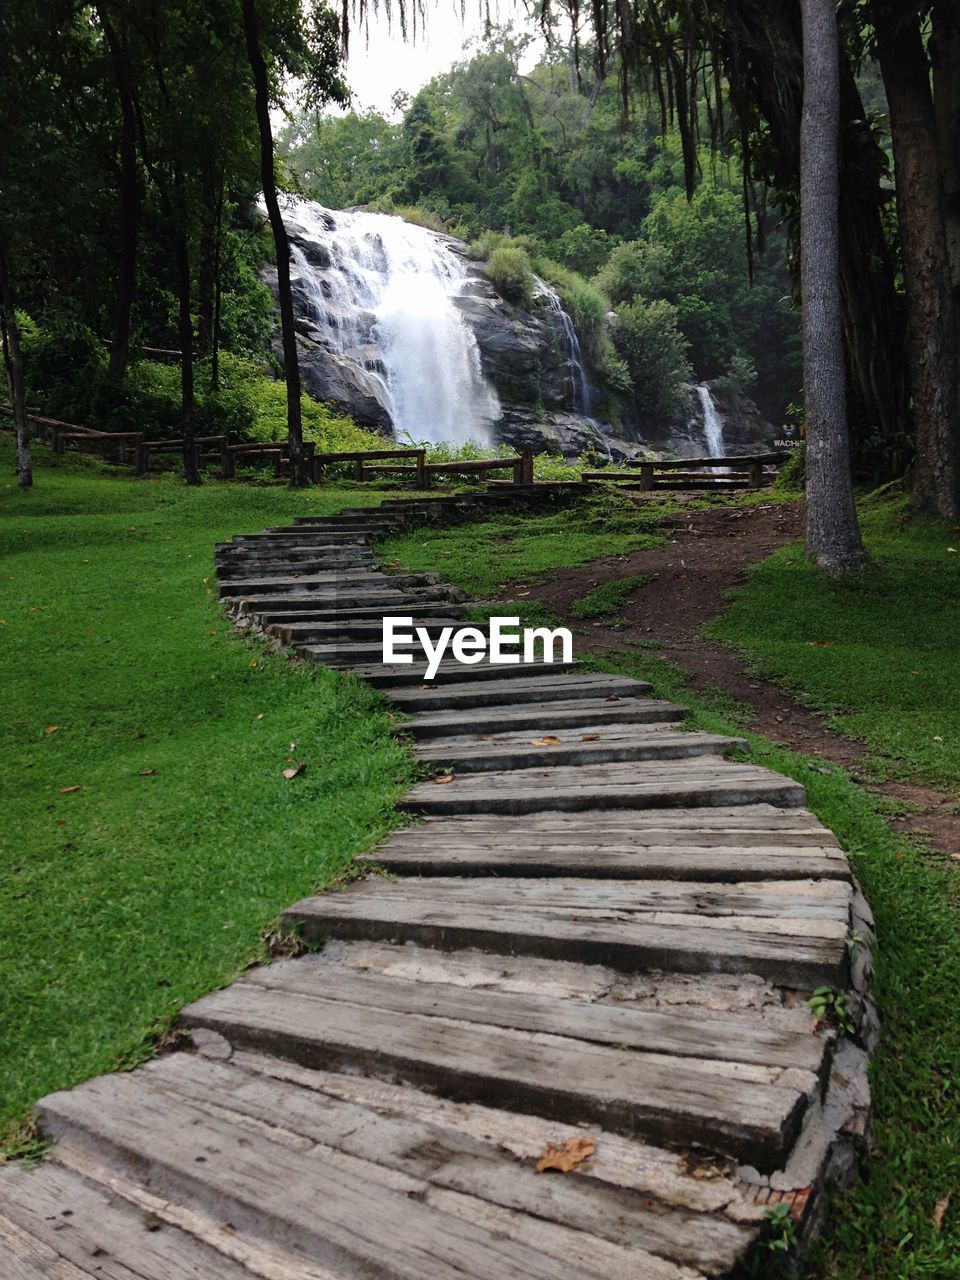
[0,442,414,1149]
[706,493,960,790]
[569,573,648,619]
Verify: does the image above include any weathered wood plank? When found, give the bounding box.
[364,836,849,881]
[0,1162,254,1280]
[144,1053,745,1273]
[386,672,652,710]
[37,1076,695,1280]
[402,757,807,814]
[405,697,687,737]
[413,727,747,771]
[181,983,808,1170]
[283,891,847,989]
[238,957,828,1072]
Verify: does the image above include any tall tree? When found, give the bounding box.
[874,1,960,519]
[242,0,306,486]
[797,0,866,571]
[241,0,347,488]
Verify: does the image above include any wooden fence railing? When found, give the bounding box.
[1,407,536,488]
[582,452,789,490]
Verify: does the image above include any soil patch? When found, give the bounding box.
[522,499,960,857]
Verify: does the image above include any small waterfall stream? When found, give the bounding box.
[283,199,500,446]
[695,383,726,457]
[543,290,597,417]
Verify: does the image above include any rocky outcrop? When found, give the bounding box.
[496,408,638,461]
[634,381,777,459]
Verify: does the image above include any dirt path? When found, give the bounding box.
[525,500,960,857]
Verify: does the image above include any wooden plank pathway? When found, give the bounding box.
[1,489,874,1278]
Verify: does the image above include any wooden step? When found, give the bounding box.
[338,657,581,687]
[182,969,812,1170]
[385,672,651,711]
[404,696,687,738]
[365,816,850,880]
[401,757,806,815]
[283,874,849,990]
[413,722,748,772]
[272,616,470,644]
[234,587,459,614]
[219,569,388,598]
[258,601,468,625]
[37,1069,685,1280]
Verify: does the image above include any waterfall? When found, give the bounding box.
[281,198,500,447]
[543,289,597,417]
[694,383,725,457]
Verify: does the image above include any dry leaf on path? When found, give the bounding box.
[530,736,562,747]
[44,726,60,735]
[282,763,305,780]
[137,769,155,777]
[934,1194,952,1232]
[60,785,81,794]
[535,1136,597,1174]
[434,773,455,785]
[580,734,600,742]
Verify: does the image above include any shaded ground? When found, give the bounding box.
[523,499,960,857]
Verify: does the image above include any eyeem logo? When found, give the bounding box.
[383,616,573,680]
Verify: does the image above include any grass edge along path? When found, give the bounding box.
[0,447,419,1153]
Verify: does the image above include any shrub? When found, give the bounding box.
[485,246,535,308]
[610,298,692,423]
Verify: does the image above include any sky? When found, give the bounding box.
[340,0,545,114]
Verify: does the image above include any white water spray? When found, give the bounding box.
[694,383,726,458]
[543,290,597,417]
[283,199,500,446]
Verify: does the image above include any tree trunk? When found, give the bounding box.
[0,244,33,489]
[876,5,960,519]
[798,0,867,573]
[98,6,139,382]
[932,6,960,317]
[174,230,200,486]
[241,0,306,487]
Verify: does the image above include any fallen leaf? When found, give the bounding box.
[256,713,264,721]
[580,733,600,742]
[535,1136,597,1174]
[137,769,155,777]
[605,695,620,702]
[60,785,81,794]
[282,763,305,780]
[530,735,563,747]
[249,659,258,669]
[934,735,944,742]
[434,773,455,785]
[44,725,60,735]
[934,1194,951,1231]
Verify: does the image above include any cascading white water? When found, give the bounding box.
[695,383,725,457]
[543,290,597,417]
[282,199,499,446]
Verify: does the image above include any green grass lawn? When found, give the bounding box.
[0,443,413,1149]
[378,489,666,597]
[708,494,960,791]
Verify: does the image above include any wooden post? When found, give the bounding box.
[302,441,315,484]
[639,462,654,490]
[748,460,763,488]
[520,452,534,485]
[222,445,235,479]
[354,458,365,482]
[415,449,428,489]
[136,441,149,475]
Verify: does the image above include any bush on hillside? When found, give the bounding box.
[611,298,691,424]
[485,246,535,308]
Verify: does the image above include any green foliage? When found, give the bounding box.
[808,986,856,1037]
[485,245,535,308]
[533,257,610,366]
[20,316,380,451]
[611,298,692,422]
[0,442,409,1146]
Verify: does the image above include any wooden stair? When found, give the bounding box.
[0,489,872,1280]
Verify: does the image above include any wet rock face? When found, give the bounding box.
[262,227,597,446]
[496,408,639,461]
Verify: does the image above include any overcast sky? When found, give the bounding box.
[341,0,544,114]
